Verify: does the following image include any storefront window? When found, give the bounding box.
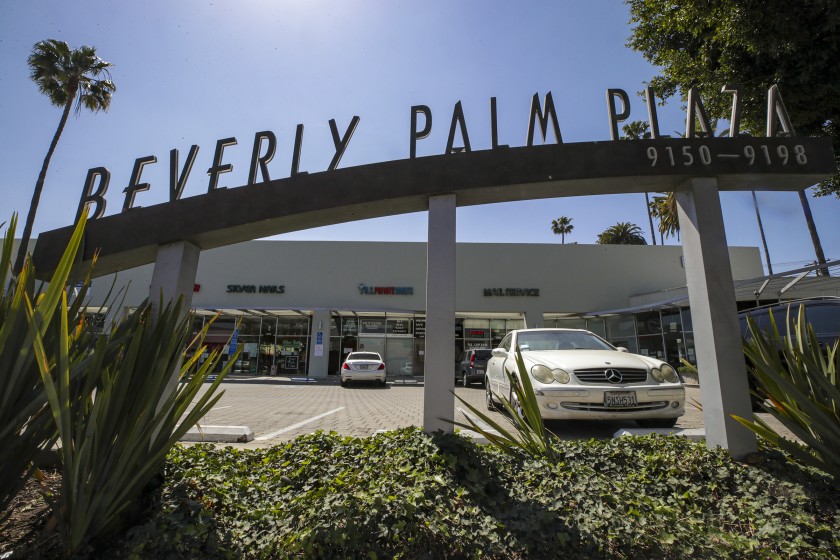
[276,316,310,336]
[605,315,638,353]
[660,309,683,335]
[359,316,387,335]
[387,317,412,335]
[637,334,665,359]
[555,317,586,330]
[342,317,358,336]
[683,333,696,365]
[635,311,662,336]
[586,318,606,338]
[680,308,693,333]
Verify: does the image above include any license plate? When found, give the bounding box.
[475,369,484,375]
[604,391,637,407]
[359,365,370,370]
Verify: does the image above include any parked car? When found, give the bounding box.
[456,349,492,387]
[738,297,840,408]
[341,352,386,387]
[485,328,685,427]
[739,297,840,347]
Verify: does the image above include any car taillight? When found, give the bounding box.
[377,363,385,370]
[342,363,350,370]
[471,354,475,366]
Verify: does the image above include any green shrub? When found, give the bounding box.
[109,429,839,559]
[736,305,840,480]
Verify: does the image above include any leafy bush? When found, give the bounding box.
[107,429,839,559]
[736,305,840,480]
[0,214,92,525]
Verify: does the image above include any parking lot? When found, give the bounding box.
[192,374,708,447]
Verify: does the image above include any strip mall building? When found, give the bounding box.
[80,239,839,378]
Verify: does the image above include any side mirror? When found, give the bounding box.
[616,346,629,353]
[491,348,507,358]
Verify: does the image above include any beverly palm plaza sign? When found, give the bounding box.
[33,84,836,458]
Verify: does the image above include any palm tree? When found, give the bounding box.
[751,191,773,275]
[550,216,574,244]
[596,222,648,245]
[648,192,680,241]
[13,39,115,274]
[621,121,658,245]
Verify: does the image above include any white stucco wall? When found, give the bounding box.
[84,240,763,314]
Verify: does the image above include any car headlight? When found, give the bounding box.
[552,368,570,384]
[530,365,554,384]
[652,364,678,383]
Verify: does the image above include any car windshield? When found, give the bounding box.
[516,330,613,351]
[347,352,381,361]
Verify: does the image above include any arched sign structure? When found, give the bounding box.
[32,103,836,459]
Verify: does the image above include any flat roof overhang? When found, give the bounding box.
[32,137,836,280]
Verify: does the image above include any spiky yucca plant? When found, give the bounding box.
[0,214,93,524]
[31,294,236,556]
[735,306,840,479]
[448,346,560,461]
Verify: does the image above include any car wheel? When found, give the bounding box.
[637,418,678,428]
[461,371,470,387]
[485,380,496,411]
[379,379,386,387]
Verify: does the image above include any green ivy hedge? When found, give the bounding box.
[101,428,838,560]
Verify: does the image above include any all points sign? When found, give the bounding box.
[74,84,800,222]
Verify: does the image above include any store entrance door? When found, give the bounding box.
[386,337,414,377]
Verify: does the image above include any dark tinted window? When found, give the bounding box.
[474,350,492,359]
[347,352,381,361]
[805,304,840,339]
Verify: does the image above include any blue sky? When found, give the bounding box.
[1,0,838,274]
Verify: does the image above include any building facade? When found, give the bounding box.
[79,240,777,378]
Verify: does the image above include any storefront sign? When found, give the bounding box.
[226,284,285,294]
[465,328,489,339]
[360,318,387,334]
[75,85,800,222]
[387,318,412,335]
[358,284,414,296]
[483,288,540,297]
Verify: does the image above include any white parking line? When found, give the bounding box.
[254,407,345,441]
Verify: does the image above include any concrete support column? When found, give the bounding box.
[424,194,456,433]
[307,309,332,378]
[149,240,201,319]
[148,240,201,435]
[523,308,544,328]
[676,178,757,458]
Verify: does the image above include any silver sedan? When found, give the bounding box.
[485,328,685,427]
